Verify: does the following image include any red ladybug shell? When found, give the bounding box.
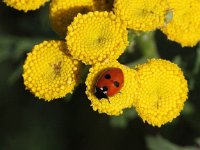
[95,68,124,98]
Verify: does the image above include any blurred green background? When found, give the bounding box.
[0,1,200,150]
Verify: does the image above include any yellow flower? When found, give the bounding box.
[3,0,49,12]
[23,40,82,101]
[85,60,138,115]
[66,11,128,65]
[134,59,188,127]
[113,0,169,31]
[93,0,114,11]
[49,0,94,37]
[161,0,200,47]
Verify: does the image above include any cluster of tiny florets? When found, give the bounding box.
[9,0,189,127]
[49,0,94,37]
[23,40,82,101]
[161,0,200,47]
[3,0,49,12]
[85,60,138,115]
[134,59,188,127]
[66,11,128,65]
[4,0,199,46]
[113,0,169,31]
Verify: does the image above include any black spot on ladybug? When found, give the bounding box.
[103,86,108,91]
[94,86,108,99]
[114,81,120,87]
[104,74,111,79]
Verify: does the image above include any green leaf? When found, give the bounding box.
[63,93,73,102]
[146,135,198,150]
[110,115,127,128]
[123,108,137,119]
[146,135,178,150]
[192,43,200,75]
[109,108,137,128]
[172,56,182,66]
[134,31,158,58]
[195,137,200,146]
[126,31,159,68]
[7,62,23,85]
[182,101,195,116]
[0,49,10,63]
[127,57,148,68]
[0,35,45,62]
[172,55,195,90]
[80,65,91,83]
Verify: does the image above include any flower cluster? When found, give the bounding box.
[3,0,200,46]
[4,0,190,127]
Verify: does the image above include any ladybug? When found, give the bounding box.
[94,68,124,99]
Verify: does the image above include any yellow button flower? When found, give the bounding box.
[113,0,169,31]
[134,59,188,127]
[3,0,49,12]
[66,11,128,65]
[161,0,200,47]
[23,40,82,101]
[49,0,94,37]
[85,60,138,116]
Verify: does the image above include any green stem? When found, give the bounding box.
[127,31,159,68]
[136,32,158,57]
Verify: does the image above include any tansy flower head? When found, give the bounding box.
[66,11,128,65]
[23,40,82,101]
[85,60,138,116]
[49,0,94,37]
[134,59,188,127]
[161,0,200,47]
[113,0,169,31]
[3,0,49,12]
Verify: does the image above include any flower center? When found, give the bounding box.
[53,61,62,75]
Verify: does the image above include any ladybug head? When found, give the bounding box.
[94,86,108,99]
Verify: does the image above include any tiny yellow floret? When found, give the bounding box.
[66,11,128,65]
[23,40,82,101]
[161,0,200,47]
[3,0,49,12]
[49,0,94,37]
[85,60,138,115]
[134,59,188,127]
[113,0,169,31]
